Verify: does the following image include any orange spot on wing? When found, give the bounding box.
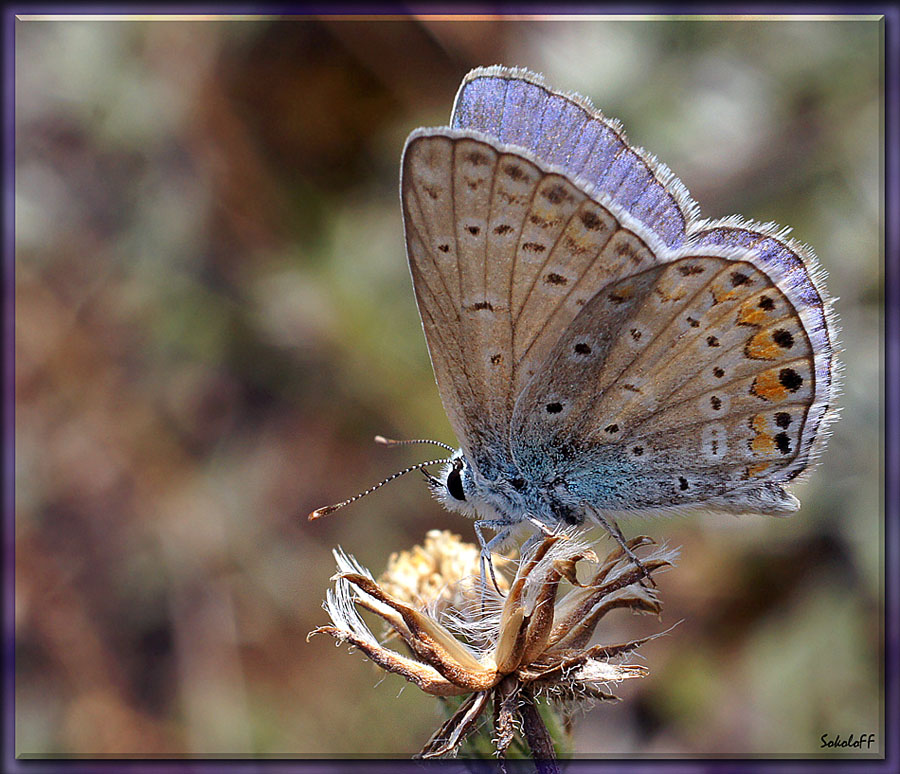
[746,462,770,478]
[750,432,776,456]
[746,331,781,360]
[654,284,687,302]
[750,414,769,433]
[751,369,789,402]
[737,300,770,327]
[711,285,740,305]
[750,413,777,456]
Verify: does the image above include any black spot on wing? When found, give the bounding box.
[779,368,803,392]
[580,210,603,230]
[773,329,794,349]
[775,432,792,454]
[775,412,792,428]
[542,183,571,204]
[504,163,526,181]
[464,151,490,166]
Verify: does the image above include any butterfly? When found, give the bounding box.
[313,65,838,576]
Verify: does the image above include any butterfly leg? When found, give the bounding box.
[473,518,518,595]
[590,509,657,588]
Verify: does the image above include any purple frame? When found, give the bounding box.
[3,6,896,774]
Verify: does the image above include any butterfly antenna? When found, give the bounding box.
[374,435,456,453]
[308,457,452,520]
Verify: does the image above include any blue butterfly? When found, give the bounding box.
[313,66,838,579]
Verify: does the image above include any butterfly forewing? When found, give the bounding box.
[451,66,696,249]
[402,131,673,478]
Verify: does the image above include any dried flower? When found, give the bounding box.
[378,529,511,613]
[310,531,678,763]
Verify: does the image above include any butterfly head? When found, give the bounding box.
[429,450,522,524]
[430,451,478,517]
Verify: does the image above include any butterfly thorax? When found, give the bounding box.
[433,451,587,530]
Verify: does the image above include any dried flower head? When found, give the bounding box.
[378,528,511,614]
[310,531,678,761]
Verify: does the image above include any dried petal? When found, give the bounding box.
[338,572,496,690]
[418,691,491,758]
[310,626,466,696]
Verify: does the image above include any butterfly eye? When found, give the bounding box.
[446,464,466,501]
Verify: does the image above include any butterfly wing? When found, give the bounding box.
[404,66,836,513]
[687,219,837,472]
[401,131,519,476]
[401,130,674,479]
[451,65,697,250]
[510,239,836,514]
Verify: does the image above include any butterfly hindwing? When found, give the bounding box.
[687,220,836,478]
[510,254,819,512]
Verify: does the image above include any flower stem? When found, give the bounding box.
[520,687,559,773]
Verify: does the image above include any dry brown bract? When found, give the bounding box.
[310,531,677,761]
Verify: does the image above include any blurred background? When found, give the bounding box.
[14,15,882,758]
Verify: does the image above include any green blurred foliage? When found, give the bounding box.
[15,16,882,758]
